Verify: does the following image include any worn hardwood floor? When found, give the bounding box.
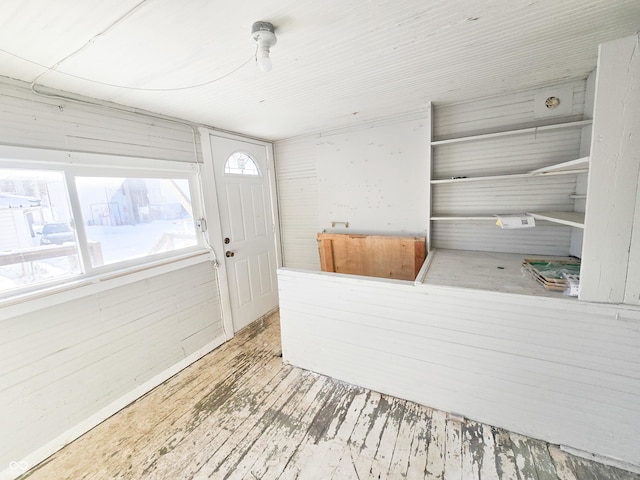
[22,312,638,480]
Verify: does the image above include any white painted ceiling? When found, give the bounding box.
[0,0,638,140]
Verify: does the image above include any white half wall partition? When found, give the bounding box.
[278,268,640,468]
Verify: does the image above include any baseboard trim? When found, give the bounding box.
[0,334,226,480]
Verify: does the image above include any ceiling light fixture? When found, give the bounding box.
[251,21,277,73]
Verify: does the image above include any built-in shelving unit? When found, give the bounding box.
[429,92,592,259]
[425,41,637,305]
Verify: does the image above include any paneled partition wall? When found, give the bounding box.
[279,268,640,468]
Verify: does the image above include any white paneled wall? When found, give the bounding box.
[0,78,223,477]
[431,222,572,255]
[315,119,429,234]
[274,137,320,270]
[275,115,429,270]
[433,177,578,216]
[279,268,640,467]
[431,80,589,255]
[433,129,583,178]
[433,79,586,139]
[0,261,223,472]
[0,77,199,163]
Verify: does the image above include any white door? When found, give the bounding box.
[210,135,279,332]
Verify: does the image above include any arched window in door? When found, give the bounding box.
[224,152,260,176]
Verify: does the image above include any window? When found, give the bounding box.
[224,152,260,176]
[75,177,197,266]
[0,163,202,299]
[0,169,80,291]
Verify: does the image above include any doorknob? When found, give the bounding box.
[225,251,235,257]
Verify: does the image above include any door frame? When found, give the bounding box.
[199,128,282,339]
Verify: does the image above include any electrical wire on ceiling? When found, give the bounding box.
[29,0,148,89]
[0,0,255,93]
[0,46,256,92]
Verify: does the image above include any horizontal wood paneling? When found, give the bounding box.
[278,268,640,467]
[0,260,223,469]
[5,1,639,141]
[433,129,583,179]
[432,176,577,216]
[275,137,321,270]
[433,80,587,139]
[432,222,572,255]
[0,77,198,163]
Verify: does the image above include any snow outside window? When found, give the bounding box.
[0,165,202,300]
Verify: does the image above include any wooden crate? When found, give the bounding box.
[317,233,426,281]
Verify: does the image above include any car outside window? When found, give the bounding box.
[0,169,80,292]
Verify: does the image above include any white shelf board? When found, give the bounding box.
[431,216,496,221]
[420,249,575,299]
[529,156,589,174]
[431,167,588,184]
[431,120,593,146]
[528,211,585,228]
[432,213,584,228]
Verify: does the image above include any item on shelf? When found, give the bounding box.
[495,215,536,229]
[521,258,581,291]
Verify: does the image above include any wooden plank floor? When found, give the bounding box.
[21,312,639,480]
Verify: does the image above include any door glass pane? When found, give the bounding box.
[224,152,260,176]
[75,177,198,267]
[0,169,80,294]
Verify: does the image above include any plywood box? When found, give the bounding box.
[317,233,426,281]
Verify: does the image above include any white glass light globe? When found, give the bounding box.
[257,50,272,72]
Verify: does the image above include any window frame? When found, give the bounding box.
[0,147,209,303]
